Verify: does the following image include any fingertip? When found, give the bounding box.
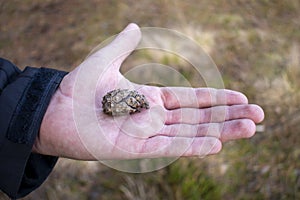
[239,92,249,104]
[84,23,141,62]
[211,138,222,154]
[125,23,140,30]
[225,89,249,104]
[243,119,257,138]
[121,23,141,40]
[251,104,265,123]
[205,137,222,155]
[257,105,265,123]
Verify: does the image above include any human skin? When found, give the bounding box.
[33,23,264,161]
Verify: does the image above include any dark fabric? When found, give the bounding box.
[0,58,21,95]
[0,58,67,199]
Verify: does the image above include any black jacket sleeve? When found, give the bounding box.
[0,58,67,199]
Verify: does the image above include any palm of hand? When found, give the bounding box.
[71,64,181,160]
[36,24,264,161]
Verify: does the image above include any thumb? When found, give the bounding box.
[87,23,141,71]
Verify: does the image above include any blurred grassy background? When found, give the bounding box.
[0,0,299,199]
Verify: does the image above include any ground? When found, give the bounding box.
[0,0,299,199]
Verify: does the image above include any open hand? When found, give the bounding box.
[34,23,264,160]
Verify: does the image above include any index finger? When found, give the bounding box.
[160,87,248,109]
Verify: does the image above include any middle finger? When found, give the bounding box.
[165,104,263,124]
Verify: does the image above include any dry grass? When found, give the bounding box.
[0,0,300,199]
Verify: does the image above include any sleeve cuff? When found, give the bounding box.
[0,66,67,198]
